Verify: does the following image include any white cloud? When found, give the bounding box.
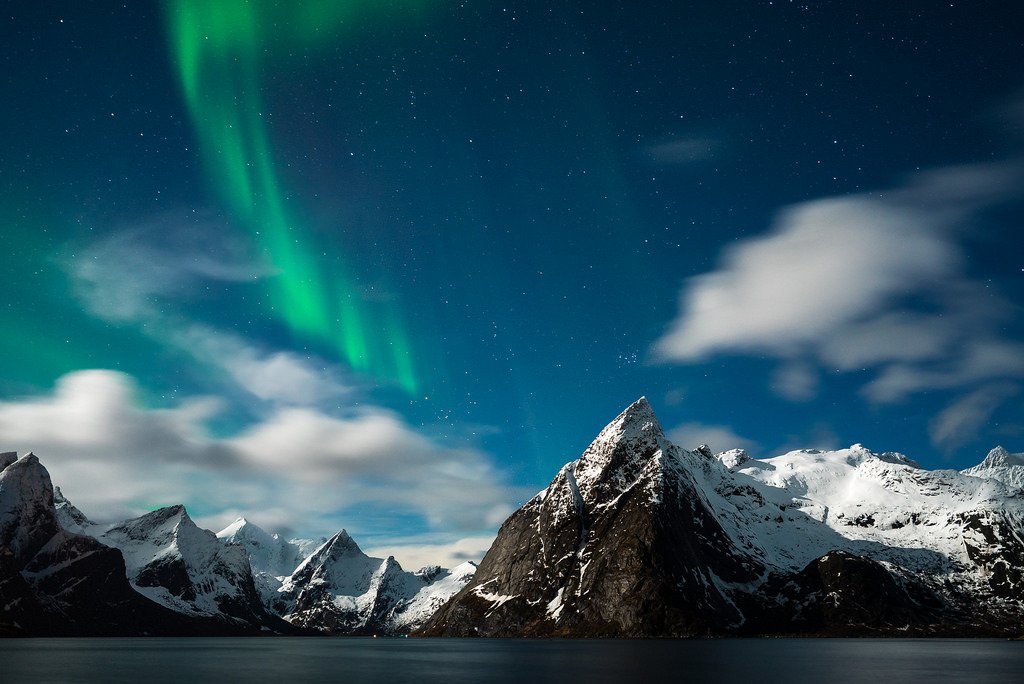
[0,370,517,540]
[69,212,272,322]
[174,324,353,406]
[365,534,496,571]
[67,219,355,408]
[652,162,1024,404]
[646,136,720,164]
[929,383,1020,452]
[772,362,819,402]
[667,422,759,455]
[51,214,522,557]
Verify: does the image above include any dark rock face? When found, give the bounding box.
[745,550,953,636]
[422,398,763,637]
[960,511,1024,601]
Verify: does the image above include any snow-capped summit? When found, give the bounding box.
[962,446,1024,492]
[572,396,672,502]
[215,517,319,606]
[53,486,94,535]
[976,446,1024,469]
[97,505,269,626]
[275,528,476,634]
[0,453,59,563]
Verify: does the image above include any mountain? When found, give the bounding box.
[1,451,472,635]
[215,517,322,608]
[94,505,284,630]
[0,453,214,636]
[421,398,1024,637]
[273,528,476,634]
[53,486,94,535]
[962,446,1024,493]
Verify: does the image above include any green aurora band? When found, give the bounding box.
[164,0,428,393]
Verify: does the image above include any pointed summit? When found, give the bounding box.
[53,486,94,534]
[978,446,1024,469]
[573,397,669,500]
[216,516,258,541]
[322,529,363,556]
[0,451,59,563]
[601,397,662,439]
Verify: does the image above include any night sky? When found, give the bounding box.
[2,1,1022,566]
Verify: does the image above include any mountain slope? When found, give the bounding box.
[96,505,280,630]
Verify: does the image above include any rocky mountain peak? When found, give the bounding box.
[217,516,268,543]
[978,446,1024,469]
[599,396,662,441]
[53,486,94,534]
[324,529,362,556]
[0,451,59,563]
[572,397,669,500]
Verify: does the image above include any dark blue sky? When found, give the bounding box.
[1,1,1022,563]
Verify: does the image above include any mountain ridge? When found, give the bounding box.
[4,398,1024,637]
[0,453,472,636]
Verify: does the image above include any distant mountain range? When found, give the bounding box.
[4,399,1024,637]
[0,451,473,636]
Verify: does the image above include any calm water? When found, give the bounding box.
[2,638,1023,683]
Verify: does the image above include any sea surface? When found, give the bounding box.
[2,637,1023,683]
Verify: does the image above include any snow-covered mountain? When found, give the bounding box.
[94,505,276,628]
[212,517,477,634]
[423,398,1024,636]
[215,517,322,606]
[53,486,94,535]
[1,453,214,636]
[272,528,477,634]
[0,451,474,636]
[962,446,1024,493]
[7,403,1023,638]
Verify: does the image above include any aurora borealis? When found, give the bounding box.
[2,1,1023,564]
[166,0,431,393]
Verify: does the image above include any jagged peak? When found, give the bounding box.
[717,448,750,470]
[0,451,53,491]
[584,397,664,453]
[113,504,190,532]
[379,555,405,574]
[322,528,364,556]
[217,516,259,540]
[415,565,444,581]
[976,446,1024,469]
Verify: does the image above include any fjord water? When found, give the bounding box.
[2,638,1023,683]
